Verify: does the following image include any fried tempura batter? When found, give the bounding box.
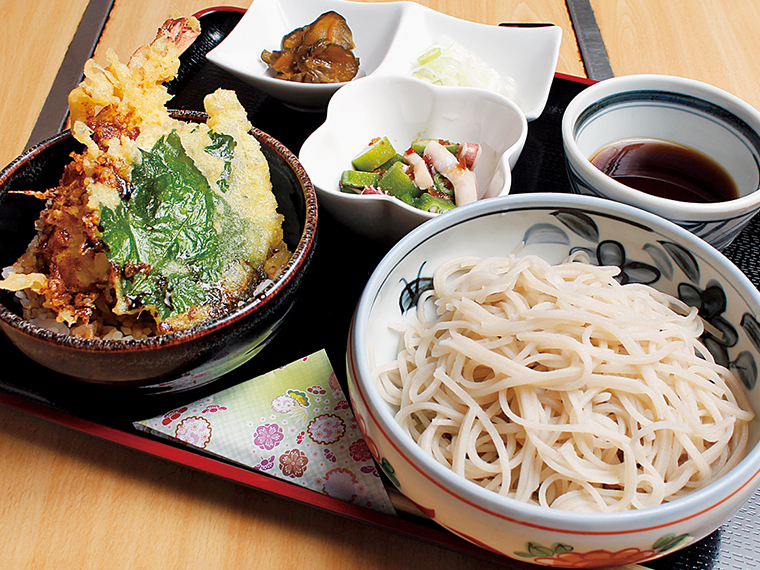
[1,16,290,337]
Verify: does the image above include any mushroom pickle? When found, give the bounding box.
[261,11,360,83]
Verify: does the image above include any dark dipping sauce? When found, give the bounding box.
[590,138,739,203]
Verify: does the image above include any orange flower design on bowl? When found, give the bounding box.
[516,533,690,568]
[533,547,657,568]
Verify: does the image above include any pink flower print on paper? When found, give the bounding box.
[328,372,340,391]
[307,413,346,445]
[279,449,309,478]
[175,416,212,448]
[202,404,227,414]
[321,468,359,503]
[271,390,310,425]
[271,395,296,414]
[307,385,326,395]
[253,455,275,471]
[349,438,372,462]
[253,423,284,451]
[324,448,337,463]
[334,400,350,411]
[361,464,380,478]
[162,406,188,426]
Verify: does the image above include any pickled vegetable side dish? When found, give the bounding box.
[411,41,517,100]
[261,11,360,83]
[340,137,481,212]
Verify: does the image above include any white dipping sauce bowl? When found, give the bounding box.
[562,74,760,250]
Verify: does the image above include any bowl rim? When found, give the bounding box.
[300,74,529,217]
[0,110,318,353]
[350,192,760,533]
[561,73,760,217]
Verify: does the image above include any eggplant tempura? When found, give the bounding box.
[0,16,291,339]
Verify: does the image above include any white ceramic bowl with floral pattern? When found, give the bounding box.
[346,193,760,567]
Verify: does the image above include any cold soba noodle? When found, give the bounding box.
[373,254,754,512]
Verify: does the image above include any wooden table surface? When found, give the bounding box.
[2,1,760,568]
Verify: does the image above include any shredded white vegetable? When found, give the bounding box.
[410,41,517,99]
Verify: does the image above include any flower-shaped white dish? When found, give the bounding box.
[299,75,528,243]
[205,0,562,115]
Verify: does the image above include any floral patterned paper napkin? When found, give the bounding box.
[134,350,396,515]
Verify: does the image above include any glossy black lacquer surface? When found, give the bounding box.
[2,8,760,570]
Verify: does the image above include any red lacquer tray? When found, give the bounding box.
[2,7,760,569]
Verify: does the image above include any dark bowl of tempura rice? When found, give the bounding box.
[0,13,317,394]
[347,192,760,567]
[0,109,317,393]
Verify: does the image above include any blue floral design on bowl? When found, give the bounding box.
[395,198,759,390]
